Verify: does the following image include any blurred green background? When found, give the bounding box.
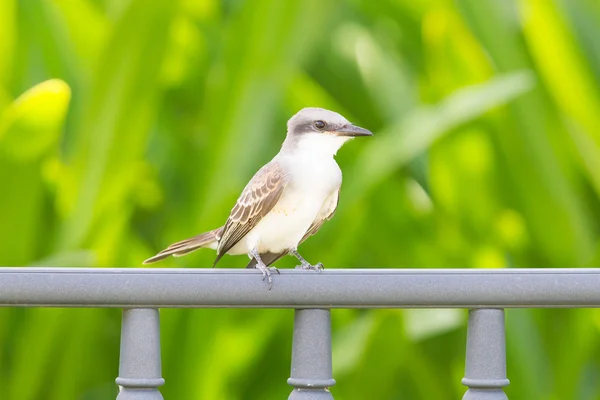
[1,0,600,398]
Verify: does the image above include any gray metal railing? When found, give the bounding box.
[2,267,600,399]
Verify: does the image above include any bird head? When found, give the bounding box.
[283,107,373,156]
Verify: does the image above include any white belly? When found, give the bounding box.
[228,155,341,255]
[249,193,325,252]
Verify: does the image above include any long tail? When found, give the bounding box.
[143,227,223,264]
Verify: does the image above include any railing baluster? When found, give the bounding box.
[462,308,509,399]
[116,308,165,400]
[288,309,335,399]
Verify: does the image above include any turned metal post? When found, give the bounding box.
[462,308,509,399]
[116,308,165,400]
[288,309,335,399]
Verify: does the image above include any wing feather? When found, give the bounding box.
[300,188,340,244]
[214,162,286,264]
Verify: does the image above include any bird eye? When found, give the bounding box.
[314,120,326,130]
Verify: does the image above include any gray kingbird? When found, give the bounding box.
[144,107,373,288]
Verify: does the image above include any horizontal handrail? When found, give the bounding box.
[0,267,598,308]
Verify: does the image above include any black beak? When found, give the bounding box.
[334,124,373,137]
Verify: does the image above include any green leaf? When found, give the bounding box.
[346,70,535,202]
[0,0,15,86]
[0,79,71,161]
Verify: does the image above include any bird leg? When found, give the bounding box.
[249,248,279,290]
[290,248,323,272]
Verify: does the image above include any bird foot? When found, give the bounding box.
[297,262,324,272]
[255,264,280,290]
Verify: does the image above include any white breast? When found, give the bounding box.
[230,154,342,255]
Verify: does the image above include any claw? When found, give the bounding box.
[255,263,274,290]
[297,261,324,272]
[290,249,323,272]
[250,249,279,290]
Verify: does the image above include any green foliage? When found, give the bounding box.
[1,0,599,398]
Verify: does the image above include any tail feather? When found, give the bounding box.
[143,227,223,264]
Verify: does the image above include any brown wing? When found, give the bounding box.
[300,188,340,243]
[214,161,287,265]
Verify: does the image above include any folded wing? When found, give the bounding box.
[300,188,340,243]
[214,161,287,266]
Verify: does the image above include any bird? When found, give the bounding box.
[143,107,373,288]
